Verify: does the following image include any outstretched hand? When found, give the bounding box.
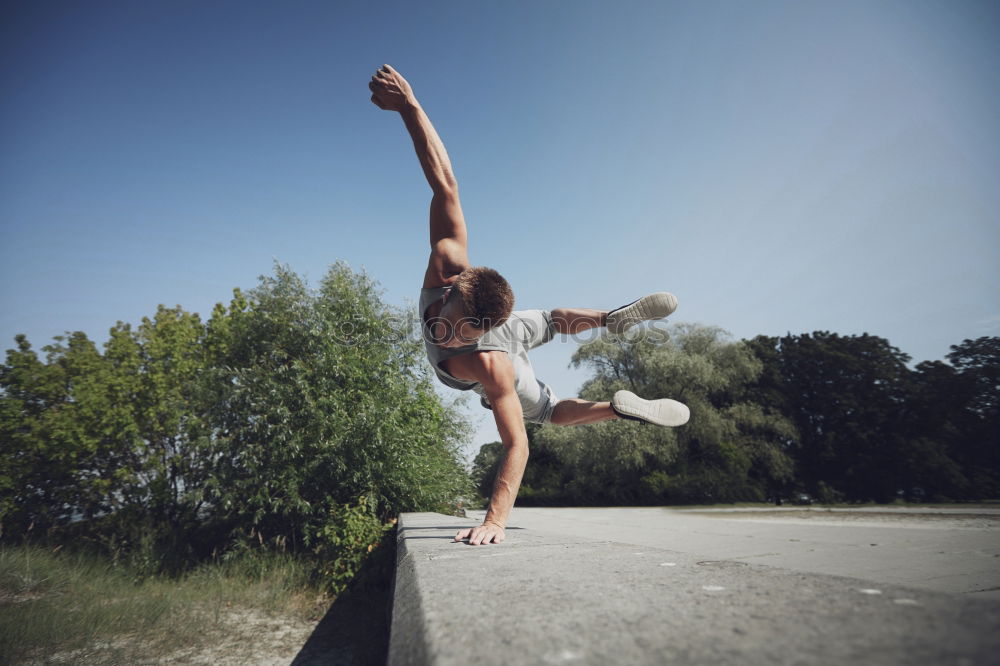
[454,521,505,546]
[369,64,415,112]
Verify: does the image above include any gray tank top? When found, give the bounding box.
[419,286,507,391]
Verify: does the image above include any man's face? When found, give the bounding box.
[431,297,485,348]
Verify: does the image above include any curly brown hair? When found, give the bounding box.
[450,267,514,331]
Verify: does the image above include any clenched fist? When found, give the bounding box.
[369,64,416,112]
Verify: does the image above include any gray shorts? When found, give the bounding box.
[474,309,559,424]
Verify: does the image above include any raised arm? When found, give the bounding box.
[369,64,470,288]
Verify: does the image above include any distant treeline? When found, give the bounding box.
[0,263,472,587]
[472,326,999,505]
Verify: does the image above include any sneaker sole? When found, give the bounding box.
[606,292,678,334]
[612,390,690,427]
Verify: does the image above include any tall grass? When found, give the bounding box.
[0,544,326,665]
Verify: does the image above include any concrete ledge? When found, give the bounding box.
[387,512,1000,665]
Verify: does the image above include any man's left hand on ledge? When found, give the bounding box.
[454,521,505,546]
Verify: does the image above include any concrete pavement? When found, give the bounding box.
[466,506,1000,598]
[388,507,1000,665]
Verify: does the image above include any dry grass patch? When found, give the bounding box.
[0,545,332,665]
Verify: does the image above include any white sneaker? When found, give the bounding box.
[611,390,690,427]
[605,292,678,335]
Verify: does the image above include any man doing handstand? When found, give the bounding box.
[369,65,689,546]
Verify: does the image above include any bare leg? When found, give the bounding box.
[550,308,608,335]
[548,311,615,426]
[550,399,618,426]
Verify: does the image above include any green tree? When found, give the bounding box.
[94,307,217,570]
[1,334,78,536]
[902,360,971,500]
[748,332,920,502]
[0,313,216,570]
[945,337,1000,497]
[203,263,473,568]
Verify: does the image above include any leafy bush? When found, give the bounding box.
[311,495,394,592]
[1,262,473,590]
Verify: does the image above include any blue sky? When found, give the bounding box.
[3,0,998,457]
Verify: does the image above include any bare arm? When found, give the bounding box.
[445,351,528,545]
[369,64,469,287]
[481,357,529,533]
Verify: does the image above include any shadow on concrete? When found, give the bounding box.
[399,525,525,544]
[399,526,525,532]
[291,528,396,666]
